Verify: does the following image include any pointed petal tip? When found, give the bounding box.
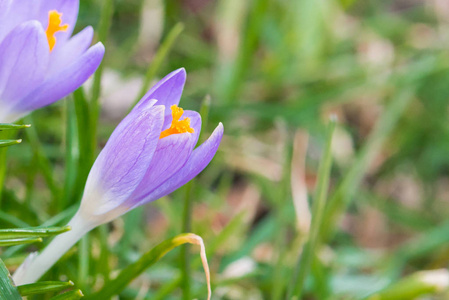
[176,67,186,75]
[91,42,105,55]
[83,42,105,67]
[84,25,94,32]
[137,68,187,110]
[80,25,94,40]
[214,122,224,138]
[168,67,187,82]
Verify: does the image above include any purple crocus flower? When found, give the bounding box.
[13,68,224,285]
[0,0,105,123]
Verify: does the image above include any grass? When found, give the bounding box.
[2,0,449,299]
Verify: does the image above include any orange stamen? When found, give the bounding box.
[160,105,195,139]
[45,10,69,51]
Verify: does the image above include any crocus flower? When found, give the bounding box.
[0,0,105,123]
[13,68,224,285]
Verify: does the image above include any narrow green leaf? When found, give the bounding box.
[91,0,114,103]
[73,88,94,194]
[86,233,211,300]
[198,94,211,143]
[0,139,22,148]
[133,22,185,106]
[89,0,114,175]
[218,0,269,105]
[180,182,194,300]
[288,118,337,299]
[50,289,84,300]
[24,116,61,200]
[365,269,449,300]
[0,211,30,228]
[0,130,13,207]
[0,237,42,247]
[0,124,31,130]
[2,208,76,260]
[78,235,89,290]
[321,90,413,240]
[62,98,79,210]
[42,205,78,227]
[17,281,74,296]
[0,258,21,299]
[0,226,70,239]
[153,212,246,300]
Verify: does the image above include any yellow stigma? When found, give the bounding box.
[160,105,195,139]
[45,10,69,51]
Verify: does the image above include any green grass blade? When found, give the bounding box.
[0,124,31,130]
[153,212,247,300]
[0,258,21,299]
[89,0,114,171]
[133,22,185,106]
[0,211,30,228]
[91,0,114,104]
[86,233,211,300]
[180,94,212,299]
[73,88,94,193]
[364,270,448,300]
[62,98,79,209]
[0,130,13,207]
[0,139,22,148]
[50,289,84,300]
[17,281,74,296]
[78,235,89,291]
[218,0,269,105]
[321,90,414,241]
[24,116,61,200]
[180,182,193,300]
[0,237,42,247]
[0,226,70,239]
[288,118,336,299]
[198,94,211,143]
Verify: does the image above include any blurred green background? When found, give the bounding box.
[3,0,449,299]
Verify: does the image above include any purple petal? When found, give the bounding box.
[38,0,79,46]
[0,0,12,42]
[15,42,105,112]
[0,0,40,43]
[0,0,78,47]
[47,26,94,77]
[183,110,202,148]
[131,123,224,209]
[133,68,186,114]
[82,105,165,215]
[126,131,197,206]
[0,21,49,109]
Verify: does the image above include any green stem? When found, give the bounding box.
[90,0,114,164]
[91,0,114,104]
[132,23,184,108]
[180,182,193,299]
[24,117,61,202]
[78,235,90,290]
[0,130,13,207]
[287,118,336,299]
[320,90,413,241]
[85,234,208,300]
[62,98,79,210]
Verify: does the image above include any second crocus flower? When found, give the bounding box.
[13,68,224,285]
[0,0,104,123]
